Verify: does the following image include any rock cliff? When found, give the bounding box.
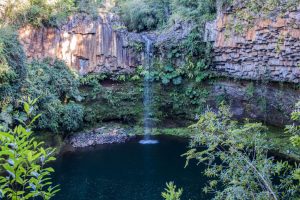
[19,11,145,75]
[18,2,300,83]
[207,7,300,83]
[17,2,300,126]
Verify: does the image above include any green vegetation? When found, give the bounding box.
[131,126,195,137]
[266,126,300,160]
[0,18,86,135]
[1,0,103,27]
[286,101,300,184]
[169,0,217,25]
[78,75,211,128]
[183,104,300,199]
[80,81,143,126]
[0,26,27,106]
[0,25,211,136]
[287,101,300,147]
[0,55,84,134]
[116,0,217,32]
[162,182,183,200]
[224,0,300,35]
[116,0,215,85]
[116,0,169,32]
[0,99,58,200]
[26,59,83,133]
[152,83,209,123]
[1,0,300,199]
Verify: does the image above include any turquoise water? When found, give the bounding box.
[52,136,209,200]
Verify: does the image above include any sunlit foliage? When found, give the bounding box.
[184,104,299,199]
[116,0,217,32]
[162,182,183,200]
[0,0,103,27]
[0,98,59,200]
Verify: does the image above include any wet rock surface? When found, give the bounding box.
[69,126,131,148]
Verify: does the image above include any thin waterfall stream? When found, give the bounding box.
[139,35,158,144]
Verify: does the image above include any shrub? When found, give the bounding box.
[184,104,299,199]
[286,101,300,186]
[61,102,84,132]
[0,22,85,135]
[27,59,81,101]
[75,0,103,18]
[26,59,83,133]
[0,99,59,200]
[0,26,27,106]
[169,0,216,24]
[1,0,103,27]
[82,83,143,125]
[116,0,217,32]
[117,0,169,32]
[162,182,183,200]
[37,100,83,133]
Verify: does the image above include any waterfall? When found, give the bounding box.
[139,35,158,145]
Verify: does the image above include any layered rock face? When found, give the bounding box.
[207,9,300,83]
[19,12,144,75]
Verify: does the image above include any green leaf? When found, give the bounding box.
[161,77,170,85]
[0,132,14,140]
[172,76,182,85]
[29,114,42,126]
[24,102,30,115]
[164,65,174,72]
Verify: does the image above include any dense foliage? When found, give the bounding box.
[0,30,84,134]
[0,26,27,106]
[184,105,300,199]
[116,0,217,32]
[0,0,103,27]
[80,81,143,126]
[286,101,300,147]
[1,0,300,199]
[116,0,169,32]
[26,59,83,133]
[0,99,59,200]
[78,75,213,129]
[286,101,300,185]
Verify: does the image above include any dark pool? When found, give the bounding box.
[52,135,209,200]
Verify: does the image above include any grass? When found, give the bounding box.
[130,126,195,137]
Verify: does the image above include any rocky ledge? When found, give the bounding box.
[69,126,131,148]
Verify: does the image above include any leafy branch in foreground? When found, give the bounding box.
[161,181,183,200]
[0,97,59,200]
[184,104,299,200]
[286,101,300,185]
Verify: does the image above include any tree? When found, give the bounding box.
[0,98,59,200]
[26,59,83,133]
[286,101,300,185]
[161,182,183,200]
[184,104,299,200]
